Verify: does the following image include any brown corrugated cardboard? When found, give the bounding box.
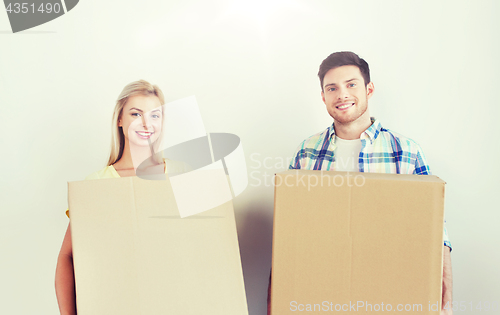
[271,170,445,314]
[68,176,248,315]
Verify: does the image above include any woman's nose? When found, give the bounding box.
[141,116,152,130]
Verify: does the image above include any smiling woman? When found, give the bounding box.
[54,80,186,315]
[108,80,166,177]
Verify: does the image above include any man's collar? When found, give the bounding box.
[328,117,382,143]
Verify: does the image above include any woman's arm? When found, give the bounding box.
[55,223,77,315]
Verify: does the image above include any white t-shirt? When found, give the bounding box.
[333,136,362,172]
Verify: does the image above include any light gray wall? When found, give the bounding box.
[1,0,499,314]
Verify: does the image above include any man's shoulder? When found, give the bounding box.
[289,126,332,169]
[294,126,331,151]
[370,122,431,175]
[377,126,424,152]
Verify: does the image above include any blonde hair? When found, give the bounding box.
[107,80,165,166]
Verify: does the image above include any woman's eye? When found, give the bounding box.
[132,113,141,117]
[152,114,160,119]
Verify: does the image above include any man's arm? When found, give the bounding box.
[412,144,453,313]
[289,147,303,170]
[441,245,453,314]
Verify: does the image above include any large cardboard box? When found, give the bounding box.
[271,170,445,314]
[68,176,248,315]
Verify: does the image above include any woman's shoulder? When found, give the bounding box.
[85,165,120,180]
[84,159,191,180]
[164,158,192,174]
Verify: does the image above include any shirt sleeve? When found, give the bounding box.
[413,148,432,175]
[443,222,452,251]
[289,143,305,170]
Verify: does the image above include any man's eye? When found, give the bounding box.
[348,83,356,87]
[152,114,160,119]
[328,87,336,92]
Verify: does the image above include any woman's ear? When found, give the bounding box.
[118,119,122,127]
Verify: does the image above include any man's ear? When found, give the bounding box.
[366,82,375,100]
[321,90,326,104]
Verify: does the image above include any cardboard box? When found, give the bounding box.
[68,176,248,315]
[271,170,445,314]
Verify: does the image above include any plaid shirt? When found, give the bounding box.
[289,118,451,248]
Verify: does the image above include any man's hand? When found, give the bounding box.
[267,270,272,315]
[441,245,453,315]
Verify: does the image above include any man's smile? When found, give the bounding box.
[336,102,355,110]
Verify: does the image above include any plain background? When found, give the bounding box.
[1,0,499,314]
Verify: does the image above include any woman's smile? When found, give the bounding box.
[135,130,155,139]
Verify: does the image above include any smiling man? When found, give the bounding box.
[288,51,443,174]
[268,51,453,315]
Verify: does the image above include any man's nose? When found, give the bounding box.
[337,87,349,99]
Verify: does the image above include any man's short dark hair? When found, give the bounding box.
[318,51,370,90]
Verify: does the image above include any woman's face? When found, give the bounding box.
[118,94,163,147]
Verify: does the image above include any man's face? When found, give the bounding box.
[321,65,374,125]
